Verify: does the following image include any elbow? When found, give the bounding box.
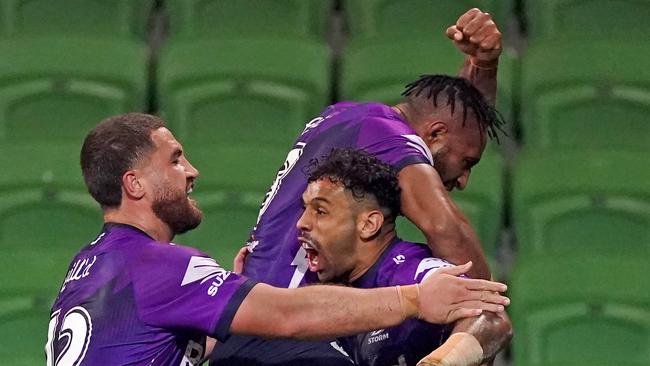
[498,314,514,346]
[484,312,513,348]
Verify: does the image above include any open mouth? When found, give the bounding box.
[299,238,320,272]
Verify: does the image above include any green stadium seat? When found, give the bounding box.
[512,150,650,258]
[396,149,505,261]
[157,37,330,150]
[0,37,148,144]
[186,144,285,192]
[524,0,650,41]
[520,39,650,151]
[165,0,331,40]
[175,189,264,270]
[0,186,102,296]
[0,142,86,189]
[510,255,650,365]
[0,302,52,365]
[340,38,515,124]
[343,0,509,42]
[0,0,153,40]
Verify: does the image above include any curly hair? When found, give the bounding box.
[307,148,401,220]
[402,74,506,142]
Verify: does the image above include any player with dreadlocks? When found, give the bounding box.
[211,8,509,366]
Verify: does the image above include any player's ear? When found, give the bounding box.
[122,170,145,200]
[359,210,384,240]
[427,120,448,144]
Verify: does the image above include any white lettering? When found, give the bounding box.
[82,256,96,278]
[367,332,390,344]
[207,272,231,297]
[301,116,324,135]
[60,256,97,293]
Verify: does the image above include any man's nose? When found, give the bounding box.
[456,170,471,191]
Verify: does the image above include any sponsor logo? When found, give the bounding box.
[367,330,389,344]
[181,256,231,296]
[414,257,453,280]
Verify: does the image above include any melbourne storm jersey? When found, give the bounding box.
[244,102,433,287]
[337,238,453,366]
[46,223,256,366]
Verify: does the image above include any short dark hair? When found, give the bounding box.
[80,113,165,208]
[307,148,401,221]
[402,74,506,142]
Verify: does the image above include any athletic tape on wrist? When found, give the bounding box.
[396,284,420,319]
[417,332,483,366]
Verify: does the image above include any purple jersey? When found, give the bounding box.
[46,223,256,366]
[337,238,453,366]
[245,102,433,287]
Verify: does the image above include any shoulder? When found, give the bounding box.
[377,241,452,286]
[125,239,225,283]
[353,107,433,167]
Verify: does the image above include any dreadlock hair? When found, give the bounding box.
[401,74,506,142]
[307,148,401,222]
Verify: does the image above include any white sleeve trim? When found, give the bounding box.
[415,257,453,281]
[402,134,434,166]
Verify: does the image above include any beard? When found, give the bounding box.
[151,183,203,236]
[431,147,450,181]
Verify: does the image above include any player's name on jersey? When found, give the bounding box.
[60,255,97,293]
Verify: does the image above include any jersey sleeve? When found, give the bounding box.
[379,246,454,286]
[411,257,455,283]
[128,243,256,342]
[358,116,434,171]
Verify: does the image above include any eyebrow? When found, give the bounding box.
[313,197,331,204]
[302,195,331,205]
[171,148,182,160]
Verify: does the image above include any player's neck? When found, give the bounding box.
[348,230,397,283]
[103,206,174,242]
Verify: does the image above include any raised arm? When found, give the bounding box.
[230,262,508,340]
[447,8,502,106]
[399,163,491,280]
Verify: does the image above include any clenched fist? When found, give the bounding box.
[447,8,502,66]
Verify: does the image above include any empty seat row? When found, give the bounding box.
[510,254,650,365]
[4,35,649,149]
[8,1,650,42]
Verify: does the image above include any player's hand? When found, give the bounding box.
[446,8,502,66]
[418,262,509,324]
[233,246,249,274]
